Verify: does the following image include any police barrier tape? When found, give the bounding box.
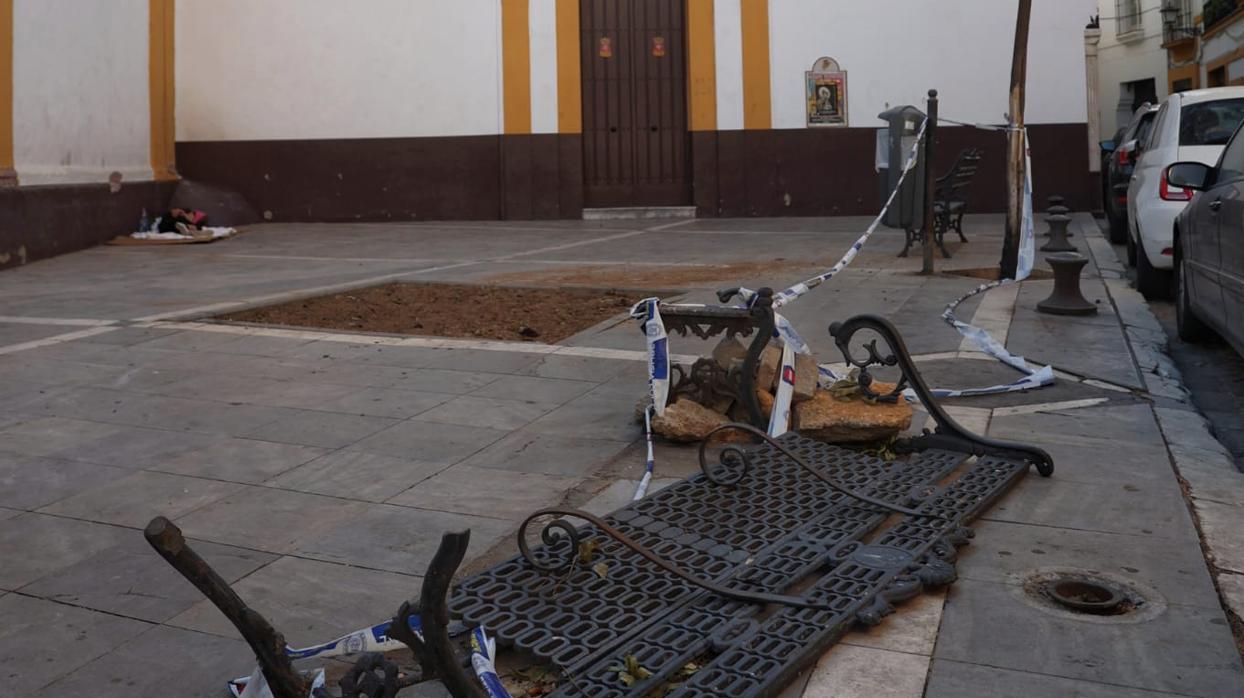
[630,118,1053,499]
[470,626,512,698]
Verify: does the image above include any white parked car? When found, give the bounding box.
[1127,87,1244,298]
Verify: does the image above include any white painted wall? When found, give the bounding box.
[1203,13,1244,84]
[176,0,503,141]
[767,0,1097,130]
[12,0,151,185]
[529,0,559,134]
[1095,0,1168,136]
[714,0,744,131]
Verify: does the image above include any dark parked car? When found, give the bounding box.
[1100,104,1159,243]
[1165,125,1244,357]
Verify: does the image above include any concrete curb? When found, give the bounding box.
[1080,215,1244,634]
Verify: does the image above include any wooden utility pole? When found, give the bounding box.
[1002,0,1032,278]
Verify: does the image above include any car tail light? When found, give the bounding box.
[1117,148,1131,167]
[1160,170,1192,201]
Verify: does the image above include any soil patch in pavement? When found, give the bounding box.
[486,258,824,289]
[219,283,640,344]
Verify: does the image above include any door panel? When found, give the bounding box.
[1219,184,1244,352]
[1186,189,1226,328]
[581,0,634,204]
[581,0,689,207]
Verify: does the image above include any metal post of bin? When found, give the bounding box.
[922,90,939,274]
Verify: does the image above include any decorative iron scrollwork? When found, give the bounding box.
[697,423,926,516]
[517,507,847,610]
[829,314,1055,477]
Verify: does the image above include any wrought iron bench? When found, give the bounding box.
[900,147,983,259]
[145,313,1053,698]
[654,287,777,429]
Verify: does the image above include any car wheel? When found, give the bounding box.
[1107,208,1128,244]
[1135,236,1171,300]
[1125,225,1137,266]
[1175,245,1211,342]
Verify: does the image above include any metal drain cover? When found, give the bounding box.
[1044,576,1124,614]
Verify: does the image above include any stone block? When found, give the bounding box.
[756,344,782,391]
[795,384,912,443]
[794,351,818,402]
[652,399,747,443]
[711,335,748,369]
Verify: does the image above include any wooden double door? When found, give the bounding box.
[580,0,691,207]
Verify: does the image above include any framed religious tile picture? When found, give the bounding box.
[806,57,847,127]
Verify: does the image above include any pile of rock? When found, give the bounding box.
[642,337,913,444]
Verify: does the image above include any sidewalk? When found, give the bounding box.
[0,214,1241,696]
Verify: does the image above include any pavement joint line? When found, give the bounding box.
[490,228,650,260]
[644,218,698,232]
[139,319,702,363]
[989,397,1111,417]
[0,326,121,356]
[0,316,119,327]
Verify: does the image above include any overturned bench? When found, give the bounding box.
[145,313,1053,698]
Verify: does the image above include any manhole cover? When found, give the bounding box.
[1016,568,1166,624]
[1043,576,1125,615]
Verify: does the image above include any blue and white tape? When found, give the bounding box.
[768,341,797,437]
[470,626,511,698]
[634,405,656,500]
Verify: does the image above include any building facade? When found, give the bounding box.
[2,1,1096,267]
[1095,0,1170,137]
[0,0,175,267]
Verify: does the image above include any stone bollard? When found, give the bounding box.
[1038,252,1097,316]
[1045,195,1071,235]
[1040,214,1077,252]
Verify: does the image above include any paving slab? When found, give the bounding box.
[0,594,151,695]
[149,437,329,483]
[38,470,245,528]
[0,513,133,589]
[350,419,510,463]
[412,395,560,431]
[269,450,445,502]
[168,555,421,646]
[925,658,1191,698]
[524,389,642,442]
[0,452,130,510]
[802,643,929,698]
[389,464,583,521]
[22,534,275,622]
[981,468,1197,540]
[36,624,254,698]
[1188,498,1244,576]
[460,430,632,477]
[173,486,371,554]
[468,374,599,403]
[25,386,293,437]
[957,519,1220,610]
[294,503,513,575]
[243,410,400,449]
[935,578,1244,697]
[840,588,947,656]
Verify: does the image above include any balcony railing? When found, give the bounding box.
[1163,23,1199,44]
[1205,0,1240,31]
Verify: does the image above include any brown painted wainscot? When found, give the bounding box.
[0,180,176,271]
[175,123,1094,223]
